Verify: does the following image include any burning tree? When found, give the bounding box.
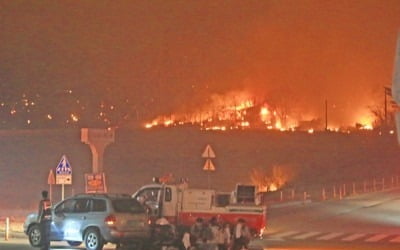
[368,104,396,129]
[250,165,293,192]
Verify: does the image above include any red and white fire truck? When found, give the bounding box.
[132,179,267,236]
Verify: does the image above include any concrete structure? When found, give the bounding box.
[81,128,115,173]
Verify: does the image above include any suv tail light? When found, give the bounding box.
[105,215,117,226]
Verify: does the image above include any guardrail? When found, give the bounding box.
[259,175,400,205]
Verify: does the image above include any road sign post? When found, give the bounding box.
[55,155,72,200]
[47,169,55,202]
[202,144,216,189]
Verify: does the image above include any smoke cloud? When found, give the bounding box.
[1,1,399,126]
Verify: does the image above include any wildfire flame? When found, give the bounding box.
[143,90,383,132]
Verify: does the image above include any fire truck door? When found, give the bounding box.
[162,186,178,219]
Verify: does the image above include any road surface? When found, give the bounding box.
[2,189,400,249]
[249,188,400,250]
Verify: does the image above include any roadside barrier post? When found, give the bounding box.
[339,187,342,200]
[280,191,283,202]
[333,186,336,198]
[343,184,346,196]
[352,182,356,195]
[322,188,326,200]
[291,189,295,200]
[5,217,9,241]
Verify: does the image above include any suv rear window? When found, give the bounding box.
[112,199,146,214]
[92,199,107,212]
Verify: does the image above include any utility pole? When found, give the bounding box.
[385,87,388,127]
[384,86,392,128]
[325,99,328,131]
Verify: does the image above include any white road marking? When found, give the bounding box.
[365,234,390,242]
[272,231,301,238]
[292,231,321,240]
[341,233,366,242]
[317,232,345,240]
[389,235,400,243]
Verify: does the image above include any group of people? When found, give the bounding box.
[182,217,251,250]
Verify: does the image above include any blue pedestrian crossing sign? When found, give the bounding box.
[56,155,72,185]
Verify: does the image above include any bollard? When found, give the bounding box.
[333,186,336,198]
[5,217,9,241]
[352,182,356,195]
[280,191,283,202]
[339,187,342,200]
[291,189,295,200]
[343,184,346,196]
[322,188,326,200]
[303,191,307,204]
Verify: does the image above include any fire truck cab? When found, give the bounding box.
[132,180,267,236]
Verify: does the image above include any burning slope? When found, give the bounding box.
[144,90,380,132]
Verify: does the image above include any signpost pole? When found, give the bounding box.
[47,169,55,202]
[202,145,216,189]
[207,171,210,189]
[55,155,72,201]
[61,183,65,200]
[49,182,52,203]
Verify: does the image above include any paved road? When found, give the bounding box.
[249,188,400,250]
[0,238,117,250]
[3,189,400,250]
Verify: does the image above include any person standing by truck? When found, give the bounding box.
[38,190,52,250]
[233,218,250,250]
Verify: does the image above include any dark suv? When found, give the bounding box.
[24,193,151,250]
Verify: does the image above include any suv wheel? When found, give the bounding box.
[28,224,42,247]
[84,228,104,250]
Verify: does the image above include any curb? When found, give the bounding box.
[269,199,312,208]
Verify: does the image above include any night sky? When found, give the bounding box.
[1,0,400,127]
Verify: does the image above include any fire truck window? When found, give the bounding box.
[138,188,160,203]
[165,187,172,202]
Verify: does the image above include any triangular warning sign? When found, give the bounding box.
[47,169,55,185]
[202,144,216,158]
[203,159,216,171]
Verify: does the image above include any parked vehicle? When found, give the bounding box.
[24,193,151,250]
[132,180,267,237]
